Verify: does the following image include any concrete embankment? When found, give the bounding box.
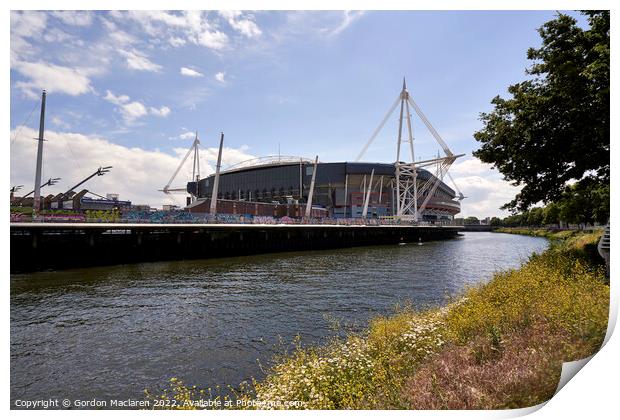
[458,225,495,232]
[10,223,460,273]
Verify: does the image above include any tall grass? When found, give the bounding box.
[152,231,609,409]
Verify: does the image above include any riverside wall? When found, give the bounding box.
[10,223,461,273]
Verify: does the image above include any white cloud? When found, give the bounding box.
[169,36,187,47]
[323,11,365,36]
[273,11,365,43]
[119,49,162,72]
[112,11,230,51]
[180,67,203,77]
[214,72,226,83]
[99,17,136,48]
[50,116,71,129]
[51,11,93,27]
[195,29,229,50]
[219,11,262,38]
[104,90,170,123]
[104,90,130,105]
[42,28,73,43]
[11,11,47,40]
[448,157,522,218]
[172,131,197,140]
[103,91,143,122]
[121,102,148,122]
[10,11,47,62]
[199,146,256,168]
[10,36,33,64]
[10,127,256,207]
[12,61,94,98]
[449,157,496,177]
[150,106,171,117]
[109,30,136,47]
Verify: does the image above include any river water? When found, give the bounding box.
[10,232,547,405]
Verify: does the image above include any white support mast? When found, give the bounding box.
[210,132,224,215]
[161,132,202,201]
[362,169,374,218]
[304,155,318,218]
[447,171,466,201]
[356,78,464,222]
[33,90,46,216]
[192,131,200,195]
[343,173,349,214]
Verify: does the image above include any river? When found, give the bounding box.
[10,231,547,405]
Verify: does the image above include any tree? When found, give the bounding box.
[591,183,610,224]
[503,214,523,227]
[464,216,480,225]
[473,11,609,211]
[557,177,608,226]
[543,202,561,227]
[490,217,502,226]
[527,207,545,226]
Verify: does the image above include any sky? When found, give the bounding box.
[9,10,585,216]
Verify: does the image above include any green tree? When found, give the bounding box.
[556,177,609,226]
[520,209,531,226]
[489,217,502,226]
[464,216,480,225]
[527,207,545,226]
[591,183,610,224]
[503,214,523,227]
[473,11,609,211]
[543,202,561,227]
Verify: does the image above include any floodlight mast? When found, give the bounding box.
[161,132,201,199]
[356,78,464,221]
[61,167,111,200]
[19,178,61,200]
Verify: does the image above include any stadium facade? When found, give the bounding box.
[187,157,460,220]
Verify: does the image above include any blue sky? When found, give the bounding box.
[10,10,583,215]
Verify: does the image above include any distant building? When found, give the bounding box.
[130,204,152,212]
[47,190,131,211]
[162,204,180,212]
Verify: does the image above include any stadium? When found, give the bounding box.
[186,156,461,221]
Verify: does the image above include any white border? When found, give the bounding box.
[4,1,618,419]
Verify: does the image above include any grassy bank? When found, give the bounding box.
[494,226,600,240]
[155,231,609,409]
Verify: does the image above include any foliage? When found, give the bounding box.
[84,209,121,222]
[10,206,34,214]
[405,324,583,409]
[543,202,561,226]
[494,227,575,239]
[492,180,609,228]
[151,232,608,410]
[473,11,609,211]
[557,178,609,225]
[443,239,608,347]
[463,216,480,225]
